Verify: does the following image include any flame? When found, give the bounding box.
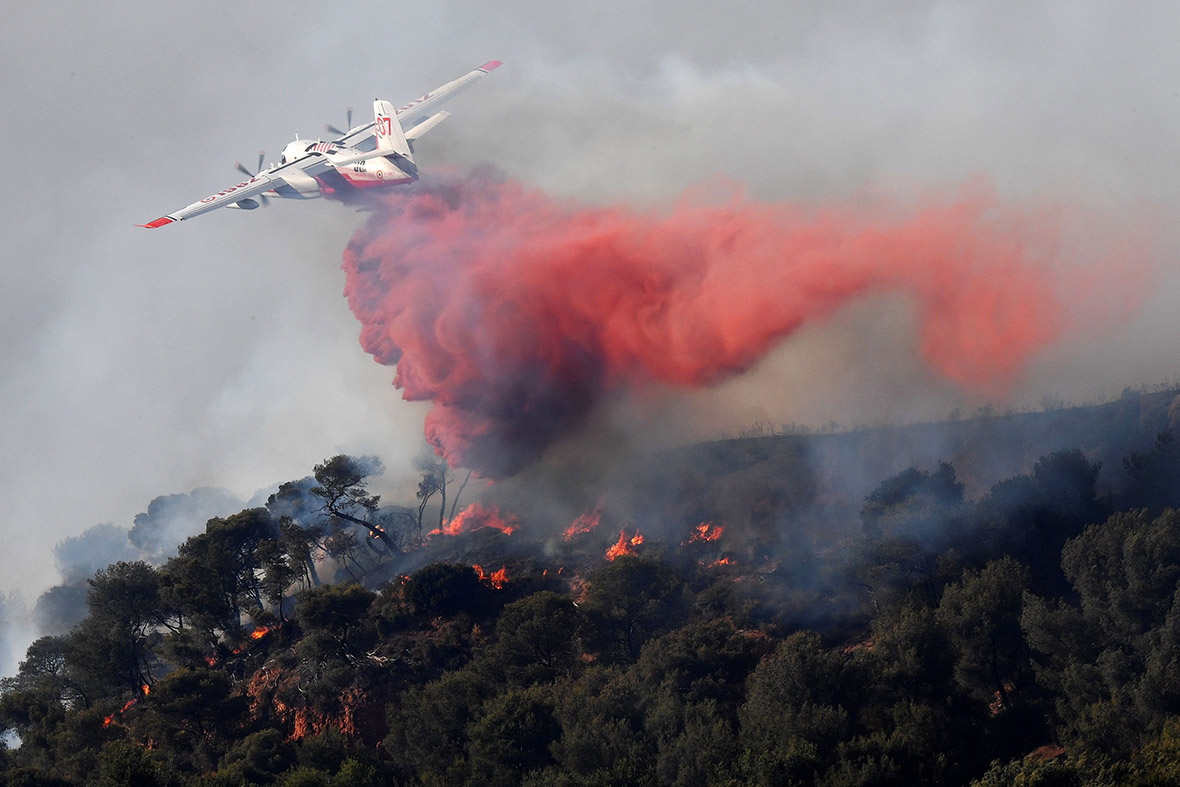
[205,655,217,667]
[710,556,733,567]
[430,503,518,537]
[685,522,724,544]
[249,626,273,641]
[605,529,645,561]
[563,505,603,540]
[472,563,509,589]
[103,691,145,727]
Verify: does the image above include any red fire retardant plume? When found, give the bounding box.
[342,173,1132,478]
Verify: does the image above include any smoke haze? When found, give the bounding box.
[344,173,1147,477]
[3,1,1180,671]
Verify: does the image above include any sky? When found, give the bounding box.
[2,1,1180,663]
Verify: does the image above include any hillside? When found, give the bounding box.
[4,388,1180,785]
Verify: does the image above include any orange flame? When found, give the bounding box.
[430,503,518,537]
[605,529,645,561]
[249,626,273,641]
[472,564,509,589]
[685,522,724,544]
[103,691,145,727]
[563,505,603,540]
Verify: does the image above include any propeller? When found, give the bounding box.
[233,151,269,206]
[325,106,354,137]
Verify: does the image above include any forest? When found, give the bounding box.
[5,392,1180,786]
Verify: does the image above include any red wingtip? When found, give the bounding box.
[480,60,503,72]
[138,217,176,229]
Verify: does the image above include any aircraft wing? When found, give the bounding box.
[138,172,281,228]
[139,142,413,227]
[141,61,501,228]
[333,60,502,149]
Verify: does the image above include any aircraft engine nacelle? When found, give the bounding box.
[234,198,261,210]
[277,168,323,199]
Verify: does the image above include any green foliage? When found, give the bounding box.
[12,439,1180,786]
[215,729,294,785]
[581,555,687,662]
[1125,431,1180,513]
[482,591,583,686]
[976,450,1105,592]
[936,556,1032,709]
[548,666,656,785]
[861,462,965,538]
[295,583,377,662]
[739,631,855,784]
[402,562,486,618]
[1024,509,1180,758]
[94,741,177,787]
[971,752,1082,787]
[466,685,561,786]
[384,666,497,784]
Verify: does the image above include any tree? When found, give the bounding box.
[466,686,561,787]
[294,583,377,666]
[860,462,965,541]
[384,667,498,784]
[1024,509,1180,753]
[581,555,687,662]
[1060,509,1180,646]
[1124,430,1180,512]
[548,666,657,785]
[402,563,487,619]
[935,557,1031,710]
[636,618,770,714]
[163,508,279,638]
[413,453,449,546]
[215,729,295,785]
[137,666,248,772]
[738,631,854,785]
[94,741,177,787]
[60,561,166,695]
[975,450,1105,592]
[312,455,399,554]
[483,591,583,686]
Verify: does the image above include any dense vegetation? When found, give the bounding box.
[5,413,1180,785]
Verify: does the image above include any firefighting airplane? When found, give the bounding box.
[139,60,501,228]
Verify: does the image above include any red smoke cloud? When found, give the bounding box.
[342,172,1138,478]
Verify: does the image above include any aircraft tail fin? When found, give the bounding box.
[374,99,417,179]
[374,99,412,151]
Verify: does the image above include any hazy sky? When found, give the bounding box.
[2,1,1179,625]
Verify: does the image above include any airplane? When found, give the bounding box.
[139,60,501,228]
